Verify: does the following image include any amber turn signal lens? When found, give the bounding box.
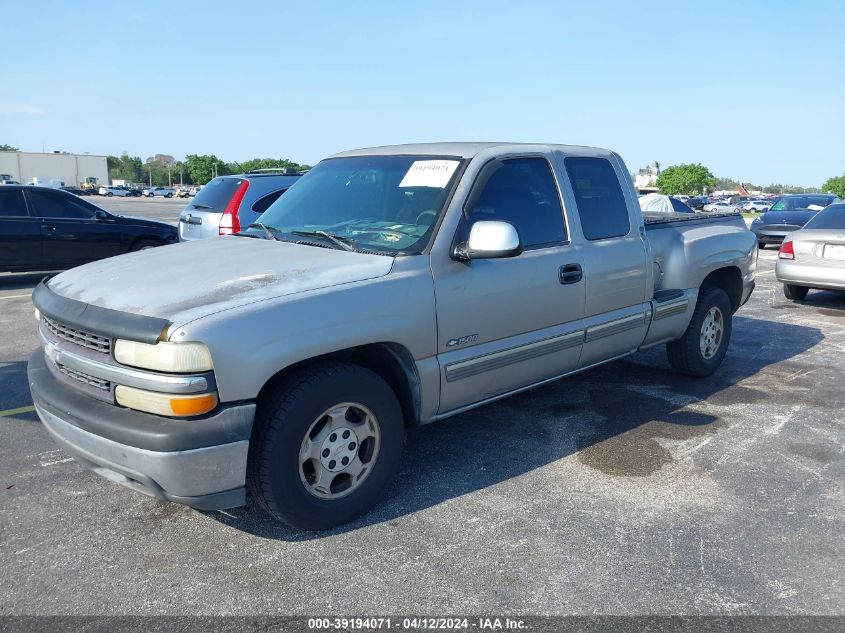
[169,394,218,416]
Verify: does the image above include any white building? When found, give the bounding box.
[634,162,661,190]
[0,151,109,188]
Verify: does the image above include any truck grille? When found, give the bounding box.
[56,363,111,391]
[43,316,111,354]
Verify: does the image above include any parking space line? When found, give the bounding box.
[0,294,32,300]
[0,405,36,417]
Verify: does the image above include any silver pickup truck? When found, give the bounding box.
[29,143,757,529]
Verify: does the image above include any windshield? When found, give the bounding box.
[249,155,464,254]
[770,196,834,211]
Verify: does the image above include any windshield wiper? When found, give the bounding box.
[189,203,212,210]
[291,230,356,252]
[247,222,281,241]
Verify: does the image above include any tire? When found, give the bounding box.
[165,193,172,198]
[129,239,161,252]
[247,361,404,530]
[107,192,113,197]
[667,287,733,377]
[758,241,765,250]
[783,284,809,301]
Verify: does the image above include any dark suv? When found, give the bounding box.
[178,169,303,240]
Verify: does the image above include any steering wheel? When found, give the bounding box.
[415,210,436,226]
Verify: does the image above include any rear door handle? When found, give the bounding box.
[41,223,56,232]
[559,263,582,284]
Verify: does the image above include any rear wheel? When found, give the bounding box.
[247,361,404,530]
[783,284,809,301]
[667,287,733,377]
[758,241,765,249]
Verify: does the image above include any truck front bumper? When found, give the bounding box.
[28,349,255,511]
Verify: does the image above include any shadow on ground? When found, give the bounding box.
[208,315,825,540]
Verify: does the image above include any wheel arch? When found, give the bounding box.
[700,266,743,312]
[256,342,422,427]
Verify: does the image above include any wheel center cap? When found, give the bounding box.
[319,426,360,472]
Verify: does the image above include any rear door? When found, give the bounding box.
[27,189,125,268]
[560,155,651,367]
[0,189,42,271]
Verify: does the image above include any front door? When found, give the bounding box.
[431,156,586,414]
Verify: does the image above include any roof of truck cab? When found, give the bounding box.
[329,142,612,159]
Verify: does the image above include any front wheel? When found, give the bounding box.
[667,287,733,377]
[783,284,809,301]
[247,361,404,530]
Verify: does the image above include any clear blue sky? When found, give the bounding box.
[2,0,842,186]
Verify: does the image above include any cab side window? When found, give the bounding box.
[29,190,96,219]
[564,157,630,240]
[464,157,566,248]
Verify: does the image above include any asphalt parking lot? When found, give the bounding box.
[1,233,843,615]
[92,194,185,225]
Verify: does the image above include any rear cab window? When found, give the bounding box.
[564,157,630,240]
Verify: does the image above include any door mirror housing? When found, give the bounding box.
[453,220,523,261]
[94,209,108,220]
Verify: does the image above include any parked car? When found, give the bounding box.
[751,194,841,248]
[776,203,845,300]
[688,196,709,211]
[639,193,696,214]
[98,186,132,197]
[143,187,176,198]
[28,142,756,529]
[175,188,192,198]
[121,186,142,197]
[0,185,177,272]
[673,195,691,204]
[703,200,740,213]
[744,199,773,212]
[178,170,303,240]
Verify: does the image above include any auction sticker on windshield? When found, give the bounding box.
[399,160,459,188]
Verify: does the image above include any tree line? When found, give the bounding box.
[652,163,843,197]
[106,152,312,187]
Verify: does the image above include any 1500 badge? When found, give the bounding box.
[446,334,478,347]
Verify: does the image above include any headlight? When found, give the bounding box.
[115,385,217,417]
[34,308,40,321]
[114,340,213,372]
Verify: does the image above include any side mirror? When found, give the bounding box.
[94,209,108,220]
[453,220,523,261]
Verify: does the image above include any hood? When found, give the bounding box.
[757,209,816,226]
[46,237,395,327]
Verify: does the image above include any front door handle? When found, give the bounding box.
[41,223,56,232]
[559,263,582,285]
